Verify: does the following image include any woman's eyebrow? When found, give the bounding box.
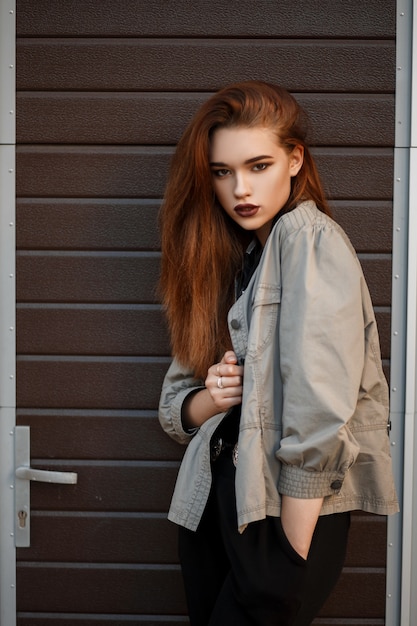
[210,155,273,167]
[245,155,273,164]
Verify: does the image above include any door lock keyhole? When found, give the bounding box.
[18,510,27,528]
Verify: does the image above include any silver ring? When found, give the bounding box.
[217,376,224,389]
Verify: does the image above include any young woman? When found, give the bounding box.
[158,81,399,625]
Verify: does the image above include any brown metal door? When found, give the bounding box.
[15,1,395,624]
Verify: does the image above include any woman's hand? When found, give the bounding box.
[205,350,244,413]
[280,496,323,560]
[181,351,243,430]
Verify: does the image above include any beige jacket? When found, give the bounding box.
[159,201,399,532]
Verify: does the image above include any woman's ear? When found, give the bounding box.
[289,145,304,176]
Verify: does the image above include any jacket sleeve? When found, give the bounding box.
[276,220,364,498]
[158,358,205,445]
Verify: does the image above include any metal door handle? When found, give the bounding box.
[14,426,78,547]
[15,466,78,484]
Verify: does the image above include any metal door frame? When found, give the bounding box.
[0,0,16,624]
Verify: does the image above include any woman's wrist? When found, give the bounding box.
[181,388,218,430]
[280,495,323,559]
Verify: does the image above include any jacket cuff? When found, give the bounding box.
[278,464,346,499]
[170,386,205,441]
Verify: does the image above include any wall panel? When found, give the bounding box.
[15,147,393,199]
[16,359,168,409]
[16,412,181,460]
[16,40,395,93]
[16,93,395,147]
[16,0,395,38]
[16,567,385,615]
[16,307,169,355]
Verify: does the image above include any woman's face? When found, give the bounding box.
[209,126,303,246]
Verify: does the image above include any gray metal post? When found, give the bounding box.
[0,1,16,625]
[407,4,417,620]
[400,1,417,621]
[389,1,416,625]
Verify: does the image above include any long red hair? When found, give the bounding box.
[159,81,331,378]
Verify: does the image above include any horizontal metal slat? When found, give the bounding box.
[17,512,386,567]
[16,253,160,303]
[16,147,394,200]
[16,358,171,409]
[15,306,390,359]
[16,40,395,92]
[16,199,161,251]
[16,566,385,616]
[357,256,392,307]
[16,618,384,626]
[16,0,395,38]
[16,92,394,146]
[331,201,392,254]
[17,565,186,614]
[17,513,179,563]
[27,462,178,512]
[16,411,182,461]
[16,199,391,253]
[16,306,170,356]
[16,251,391,305]
[17,616,190,626]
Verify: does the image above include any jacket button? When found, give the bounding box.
[330,480,343,490]
[230,319,240,330]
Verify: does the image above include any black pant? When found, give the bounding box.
[179,451,350,626]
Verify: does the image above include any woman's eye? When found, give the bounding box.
[212,169,230,178]
[253,163,269,172]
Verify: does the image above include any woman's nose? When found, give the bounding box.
[234,172,250,198]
